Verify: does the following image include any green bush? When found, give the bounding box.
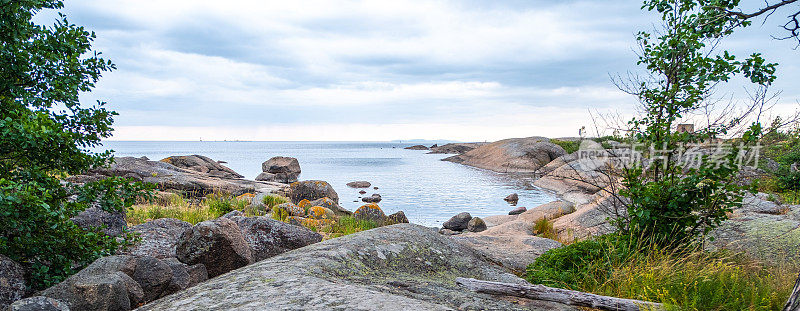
[526,234,636,289]
[550,139,580,154]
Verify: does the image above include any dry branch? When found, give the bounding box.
[455,277,664,311]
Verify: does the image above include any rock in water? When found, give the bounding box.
[8,296,69,311]
[134,224,575,311]
[176,218,253,278]
[70,207,127,236]
[403,145,429,150]
[160,155,243,179]
[346,181,371,188]
[361,193,382,203]
[442,212,472,231]
[508,206,527,215]
[0,255,26,309]
[467,217,487,232]
[289,180,339,204]
[124,218,193,259]
[504,193,519,203]
[386,211,409,224]
[257,157,301,183]
[228,216,322,262]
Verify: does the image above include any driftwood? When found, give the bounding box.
[785,271,800,311]
[455,277,664,311]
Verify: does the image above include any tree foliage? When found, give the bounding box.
[0,0,150,290]
[613,0,779,244]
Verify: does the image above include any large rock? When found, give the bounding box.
[228,216,322,262]
[135,224,576,311]
[0,255,26,309]
[428,143,487,154]
[403,145,429,150]
[256,157,301,183]
[70,207,127,236]
[40,255,180,308]
[123,218,193,259]
[289,180,339,204]
[442,212,472,231]
[176,218,253,278]
[354,203,387,224]
[8,296,69,311]
[160,258,207,298]
[160,155,243,179]
[130,257,173,302]
[443,137,566,173]
[68,157,286,197]
[308,197,352,216]
[40,255,173,311]
[707,195,800,263]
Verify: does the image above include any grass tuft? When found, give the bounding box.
[551,139,580,154]
[525,234,795,311]
[262,194,289,209]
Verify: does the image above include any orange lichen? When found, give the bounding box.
[236,193,255,200]
[298,199,311,208]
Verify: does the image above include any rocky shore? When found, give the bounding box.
[3,141,798,310]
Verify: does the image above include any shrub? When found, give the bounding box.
[203,192,249,216]
[551,139,580,154]
[526,234,637,289]
[271,205,290,222]
[262,194,289,209]
[533,218,557,240]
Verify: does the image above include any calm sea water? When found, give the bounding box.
[98,141,556,227]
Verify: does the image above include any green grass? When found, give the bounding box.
[262,194,289,209]
[551,139,580,154]
[533,217,558,240]
[526,234,795,311]
[316,216,379,238]
[128,192,258,225]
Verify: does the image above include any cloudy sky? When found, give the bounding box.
[38,0,800,141]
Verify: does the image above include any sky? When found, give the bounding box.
[37,0,800,141]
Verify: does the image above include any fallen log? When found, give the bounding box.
[784,271,800,311]
[455,277,664,311]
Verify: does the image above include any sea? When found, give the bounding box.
[98,141,557,227]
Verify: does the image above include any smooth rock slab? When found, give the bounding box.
[135,224,576,311]
[8,296,69,311]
